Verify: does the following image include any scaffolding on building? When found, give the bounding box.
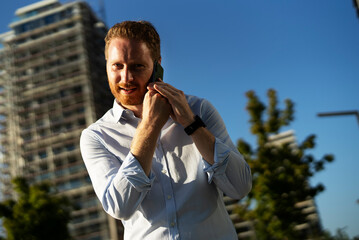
[0,1,119,239]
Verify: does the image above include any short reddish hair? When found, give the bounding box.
[105,21,161,61]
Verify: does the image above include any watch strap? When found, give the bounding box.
[184,115,206,135]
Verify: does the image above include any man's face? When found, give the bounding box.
[106,37,154,109]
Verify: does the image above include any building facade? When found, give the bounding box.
[224,130,322,239]
[0,1,121,239]
[269,130,323,239]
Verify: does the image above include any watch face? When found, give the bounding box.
[184,115,206,135]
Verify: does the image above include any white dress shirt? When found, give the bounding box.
[80,95,252,240]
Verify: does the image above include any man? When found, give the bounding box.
[80,21,252,240]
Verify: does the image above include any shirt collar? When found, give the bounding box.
[112,99,137,123]
[113,99,124,123]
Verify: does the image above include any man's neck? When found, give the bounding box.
[118,100,143,118]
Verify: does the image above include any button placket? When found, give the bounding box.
[157,139,179,239]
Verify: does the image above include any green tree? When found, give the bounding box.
[0,177,72,240]
[237,89,334,239]
[322,228,359,240]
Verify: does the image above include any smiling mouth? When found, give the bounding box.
[120,87,137,94]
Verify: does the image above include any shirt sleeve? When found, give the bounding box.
[80,128,155,220]
[199,99,252,200]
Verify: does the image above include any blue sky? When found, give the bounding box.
[2,0,359,237]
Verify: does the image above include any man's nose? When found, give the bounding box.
[120,66,134,83]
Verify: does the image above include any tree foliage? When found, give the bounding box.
[237,89,334,239]
[0,177,72,240]
[322,228,359,240]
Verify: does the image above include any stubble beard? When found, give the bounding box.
[110,83,146,106]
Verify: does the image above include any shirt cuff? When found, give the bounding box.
[203,138,230,183]
[120,152,155,192]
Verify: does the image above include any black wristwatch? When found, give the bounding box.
[184,115,206,135]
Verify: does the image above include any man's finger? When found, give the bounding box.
[154,83,178,99]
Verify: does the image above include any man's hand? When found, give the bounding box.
[149,81,215,165]
[142,87,171,128]
[130,88,171,176]
[150,81,194,128]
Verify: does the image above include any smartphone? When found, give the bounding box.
[149,62,164,83]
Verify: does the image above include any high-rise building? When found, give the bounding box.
[224,195,256,240]
[0,1,122,239]
[269,130,322,239]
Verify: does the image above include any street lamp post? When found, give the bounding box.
[317,110,359,127]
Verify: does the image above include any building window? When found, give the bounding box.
[25,155,34,163]
[40,163,48,171]
[73,86,82,94]
[39,129,47,137]
[66,144,75,151]
[38,151,47,159]
[23,133,32,141]
[53,147,62,155]
[44,14,56,24]
[51,125,61,133]
[54,159,63,168]
[68,156,77,164]
[77,118,86,126]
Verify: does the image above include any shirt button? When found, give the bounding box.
[170,222,175,227]
[167,195,172,200]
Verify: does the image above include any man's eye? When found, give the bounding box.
[113,64,123,69]
[135,64,144,69]
[131,64,145,71]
